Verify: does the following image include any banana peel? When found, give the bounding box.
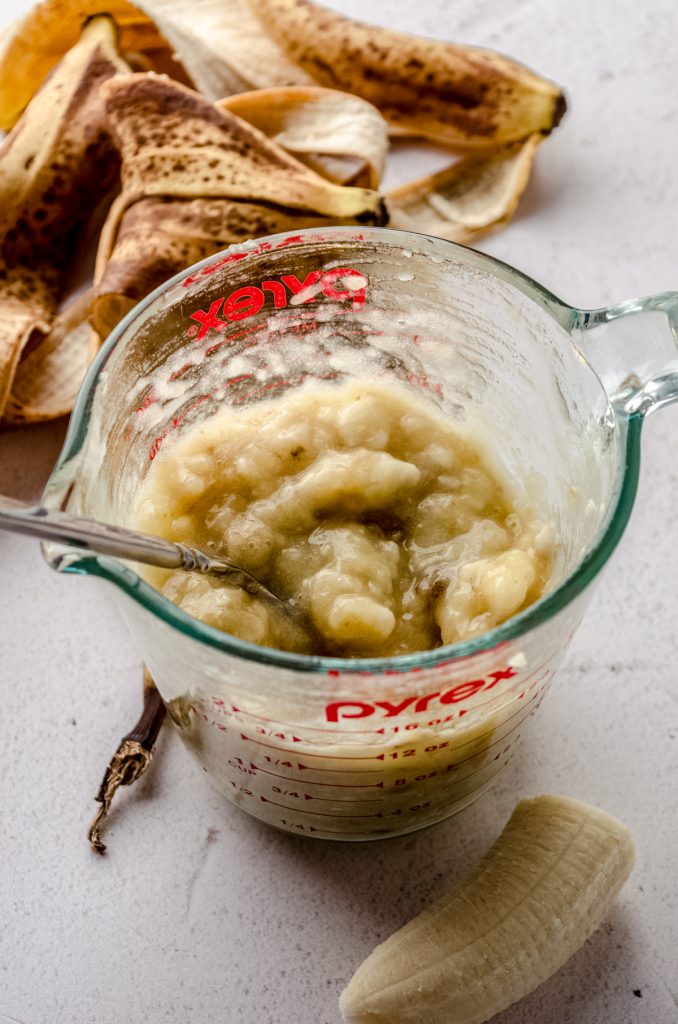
[89,73,386,346]
[0,0,310,130]
[386,135,542,245]
[0,0,186,132]
[132,0,312,99]
[217,87,388,189]
[4,299,93,423]
[246,0,566,148]
[89,196,358,341]
[0,0,564,149]
[96,74,384,223]
[0,16,129,423]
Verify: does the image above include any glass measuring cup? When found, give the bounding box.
[41,227,678,840]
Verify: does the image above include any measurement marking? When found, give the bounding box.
[239,734,384,761]
[233,688,542,773]
[298,763,384,775]
[248,715,529,789]
[433,733,524,799]
[383,688,542,780]
[304,794,385,804]
[211,656,553,733]
[251,763,383,787]
[301,827,388,837]
[440,751,507,793]
[217,704,383,735]
[298,778,384,788]
[261,796,382,818]
[442,686,542,767]
[436,720,524,790]
[205,324,265,356]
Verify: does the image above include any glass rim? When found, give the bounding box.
[43,227,642,674]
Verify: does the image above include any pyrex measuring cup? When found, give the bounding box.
[41,227,678,840]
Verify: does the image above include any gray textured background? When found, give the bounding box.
[1,1,677,1022]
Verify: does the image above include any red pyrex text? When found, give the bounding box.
[325,666,517,722]
[189,267,367,340]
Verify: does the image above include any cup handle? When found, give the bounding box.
[571,292,678,415]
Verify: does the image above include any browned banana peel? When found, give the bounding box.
[1,0,565,149]
[0,16,128,423]
[95,74,384,223]
[0,0,186,131]
[246,0,566,148]
[89,197,358,342]
[89,73,386,343]
[386,135,542,245]
[0,0,308,130]
[218,87,388,188]
[4,298,93,425]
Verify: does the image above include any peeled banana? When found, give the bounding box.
[340,794,635,1024]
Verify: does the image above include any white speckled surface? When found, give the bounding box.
[1,1,677,1022]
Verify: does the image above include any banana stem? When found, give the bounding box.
[87,667,166,854]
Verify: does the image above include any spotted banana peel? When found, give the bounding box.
[217,86,388,188]
[0,1,563,420]
[0,0,565,149]
[0,15,128,424]
[0,0,183,132]
[246,0,565,148]
[89,73,386,345]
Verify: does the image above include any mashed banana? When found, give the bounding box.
[133,380,554,655]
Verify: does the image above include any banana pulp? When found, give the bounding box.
[133,379,554,657]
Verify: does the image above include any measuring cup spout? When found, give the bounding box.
[572,292,678,415]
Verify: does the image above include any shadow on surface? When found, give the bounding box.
[198,732,543,944]
[0,418,69,501]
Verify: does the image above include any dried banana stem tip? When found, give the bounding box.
[551,91,568,130]
[358,196,388,226]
